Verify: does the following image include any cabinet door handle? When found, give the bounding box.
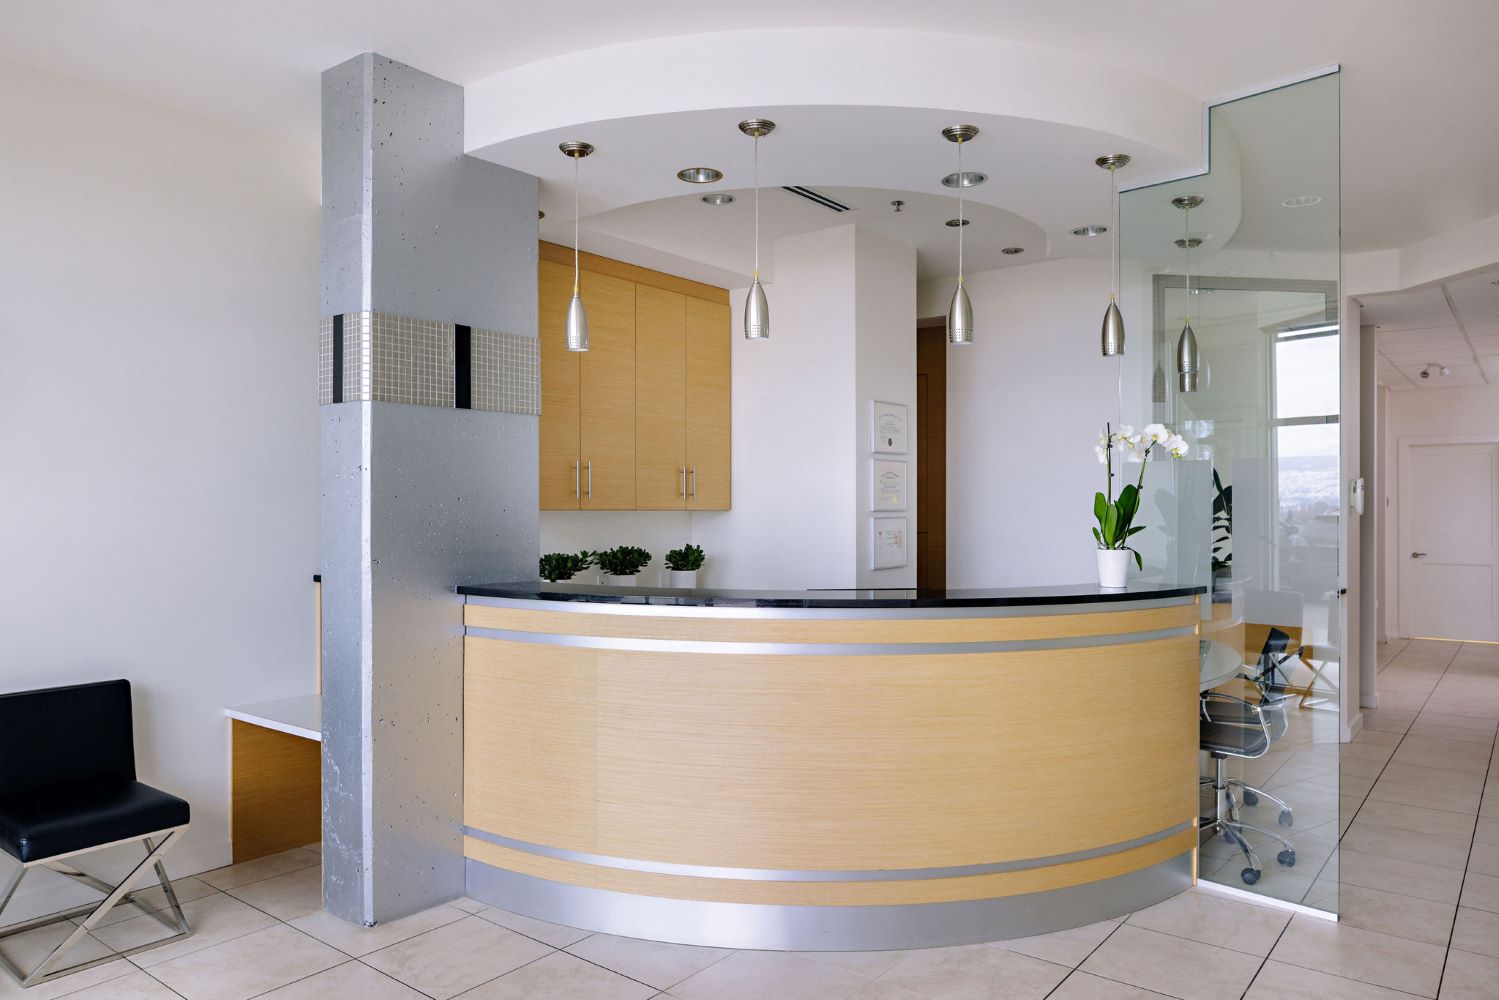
[680,466,687,497]
[573,460,580,498]
[689,466,697,499]
[586,461,593,500]
[1411,552,1428,559]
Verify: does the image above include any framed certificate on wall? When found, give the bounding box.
[871,517,908,570]
[870,459,908,512]
[871,401,908,455]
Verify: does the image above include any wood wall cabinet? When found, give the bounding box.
[539,242,730,511]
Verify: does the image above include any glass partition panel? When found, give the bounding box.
[1122,73,1341,911]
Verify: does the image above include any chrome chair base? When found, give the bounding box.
[0,828,191,988]
[1199,776,1294,827]
[1204,759,1296,885]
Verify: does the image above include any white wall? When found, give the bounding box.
[1381,383,1499,638]
[693,227,860,589]
[854,228,918,588]
[920,259,1133,588]
[0,60,319,913]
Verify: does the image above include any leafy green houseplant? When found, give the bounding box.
[663,543,705,588]
[1093,422,1189,587]
[538,551,593,583]
[1211,468,1233,575]
[592,545,652,585]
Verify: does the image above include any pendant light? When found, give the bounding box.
[1096,154,1131,355]
[943,125,979,345]
[559,140,594,352]
[739,118,776,339]
[1172,195,1204,392]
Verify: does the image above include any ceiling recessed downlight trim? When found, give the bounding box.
[1001,246,1025,255]
[1072,225,1109,237]
[945,218,970,227]
[701,193,735,206]
[1281,194,1323,208]
[677,166,724,184]
[941,171,987,189]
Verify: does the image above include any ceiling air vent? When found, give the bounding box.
[781,186,851,212]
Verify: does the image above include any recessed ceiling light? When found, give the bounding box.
[1072,225,1109,237]
[945,218,970,227]
[1281,194,1322,208]
[677,167,723,184]
[941,171,987,188]
[1001,246,1025,255]
[701,193,735,205]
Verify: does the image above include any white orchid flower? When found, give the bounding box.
[1095,444,1108,464]
[1124,445,1144,463]
[1118,424,1136,440]
[1143,423,1169,443]
[1168,434,1190,458]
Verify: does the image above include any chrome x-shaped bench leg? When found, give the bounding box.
[0,828,191,987]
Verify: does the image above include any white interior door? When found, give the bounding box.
[1400,442,1499,641]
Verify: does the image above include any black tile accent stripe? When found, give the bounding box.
[332,314,344,404]
[454,324,472,409]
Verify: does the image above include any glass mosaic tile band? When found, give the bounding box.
[318,312,539,414]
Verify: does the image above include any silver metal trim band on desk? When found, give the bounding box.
[463,625,1196,656]
[464,851,1194,951]
[463,594,1197,620]
[463,821,1194,882]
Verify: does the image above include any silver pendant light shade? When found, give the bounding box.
[1172,195,1204,392]
[1176,321,1200,393]
[559,140,594,352]
[943,125,979,345]
[739,118,776,340]
[948,283,974,345]
[745,276,769,340]
[1096,154,1131,356]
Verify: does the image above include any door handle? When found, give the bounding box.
[1411,552,1428,559]
[689,466,697,500]
[586,461,593,500]
[573,460,580,499]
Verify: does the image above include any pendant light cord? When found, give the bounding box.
[1109,166,1118,302]
[1183,205,1191,319]
[572,153,581,295]
[957,138,965,286]
[753,133,760,280]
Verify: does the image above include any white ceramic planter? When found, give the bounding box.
[670,570,699,589]
[603,574,637,587]
[1096,549,1130,589]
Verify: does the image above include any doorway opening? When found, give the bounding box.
[916,323,947,590]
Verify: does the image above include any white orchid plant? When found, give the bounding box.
[1093,423,1190,569]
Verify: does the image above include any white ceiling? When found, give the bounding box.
[1361,268,1499,389]
[4,1,1497,254]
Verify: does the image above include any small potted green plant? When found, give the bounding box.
[592,545,652,586]
[539,551,593,583]
[663,543,705,588]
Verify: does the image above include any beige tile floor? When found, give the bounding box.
[3,639,1496,999]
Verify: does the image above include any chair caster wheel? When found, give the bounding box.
[1277,849,1296,867]
[1243,790,1260,806]
[1278,810,1293,827]
[1241,868,1260,885]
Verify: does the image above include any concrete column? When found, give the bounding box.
[319,52,539,925]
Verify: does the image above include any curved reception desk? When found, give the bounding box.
[456,582,1204,950]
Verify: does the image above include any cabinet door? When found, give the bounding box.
[579,271,637,509]
[635,286,687,510]
[538,259,580,509]
[685,297,731,509]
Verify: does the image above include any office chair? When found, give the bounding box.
[1200,690,1297,885]
[0,680,192,987]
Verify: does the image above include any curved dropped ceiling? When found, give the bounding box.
[462,28,1216,281]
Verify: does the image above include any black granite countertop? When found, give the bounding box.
[455,580,1205,609]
